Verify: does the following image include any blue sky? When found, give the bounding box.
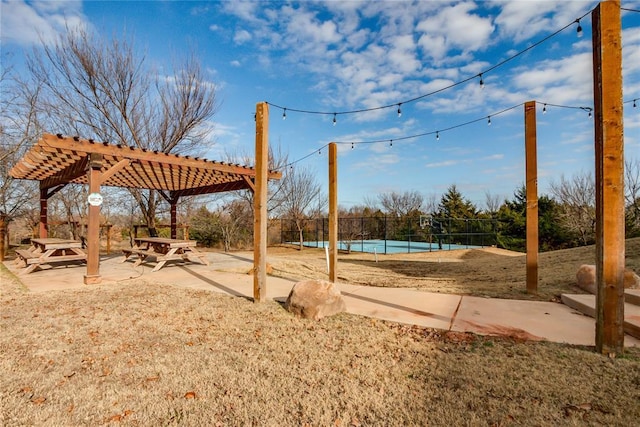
[2,0,639,210]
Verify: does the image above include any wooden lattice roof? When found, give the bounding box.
[10,133,281,196]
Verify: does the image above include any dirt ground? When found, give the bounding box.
[264,238,640,301]
[1,240,639,426]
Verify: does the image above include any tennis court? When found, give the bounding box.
[299,239,482,254]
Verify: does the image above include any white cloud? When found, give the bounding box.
[506,47,596,110]
[416,2,495,61]
[0,0,87,46]
[426,159,460,168]
[233,29,252,44]
[492,0,595,43]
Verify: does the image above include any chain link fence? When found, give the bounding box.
[279,216,498,254]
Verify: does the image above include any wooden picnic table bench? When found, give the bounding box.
[121,237,209,272]
[14,238,87,274]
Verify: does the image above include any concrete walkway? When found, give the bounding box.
[4,251,639,348]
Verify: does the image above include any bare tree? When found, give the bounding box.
[484,191,503,217]
[378,190,423,217]
[550,172,596,245]
[224,144,290,215]
[276,166,325,250]
[22,27,218,236]
[625,157,640,235]
[0,58,41,249]
[217,200,252,252]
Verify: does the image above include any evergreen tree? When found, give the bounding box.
[436,185,477,219]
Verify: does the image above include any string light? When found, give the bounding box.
[265,10,592,120]
[575,19,583,37]
[634,99,637,108]
[397,104,402,118]
[282,108,287,120]
[332,113,337,126]
[277,98,601,172]
[543,104,547,114]
[479,73,485,89]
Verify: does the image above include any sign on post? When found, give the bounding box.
[87,193,103,207]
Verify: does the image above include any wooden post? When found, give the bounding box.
[0,214,6,261]
[524,101,538,294]
[592,1,625,355]
[39,185,48,238]
[84,153,103,285]
[328,143,338,282]
[170,201,177,239]
[253,102,269,302]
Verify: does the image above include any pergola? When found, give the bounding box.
[9,133,281,284]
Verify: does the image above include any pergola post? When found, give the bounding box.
[592,0,625,355]
[84,153,103,285]
[39,185,48,238]
[253,102,269,302]
[170,196,178,239]
[524,101,538,294]
[328,143,338,282]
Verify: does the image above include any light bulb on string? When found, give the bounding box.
[634,99,637,108]
[487,116,492,126]
[479,74,484,89]
[389,140,393,147]
[436,131,440,141]
[332,113,337,126]
[351,142,354,150]
[543,104,547,114]
[576,19,583,37]
[397,104,402,118]
[282,108,287,120]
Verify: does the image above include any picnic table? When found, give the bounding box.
[14,238,87,274]
[121,237,209,272]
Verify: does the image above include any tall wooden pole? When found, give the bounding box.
[592,0,625,355]
[84,153,103,285]
[253,102,269,302]
[524,101,538,294]
[328,143,338,282]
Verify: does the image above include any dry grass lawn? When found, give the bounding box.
[2,240,640,426]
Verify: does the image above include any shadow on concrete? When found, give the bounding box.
[178,265,252,301]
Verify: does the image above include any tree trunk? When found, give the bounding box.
[297,225,304,251]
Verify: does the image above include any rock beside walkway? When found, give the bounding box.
[576,264,640,294]
[284,279,346,320]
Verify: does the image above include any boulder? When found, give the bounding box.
[576,264,640,294]
[284,279,346,320]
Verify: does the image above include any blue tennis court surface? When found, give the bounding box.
[299,239,481,254]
